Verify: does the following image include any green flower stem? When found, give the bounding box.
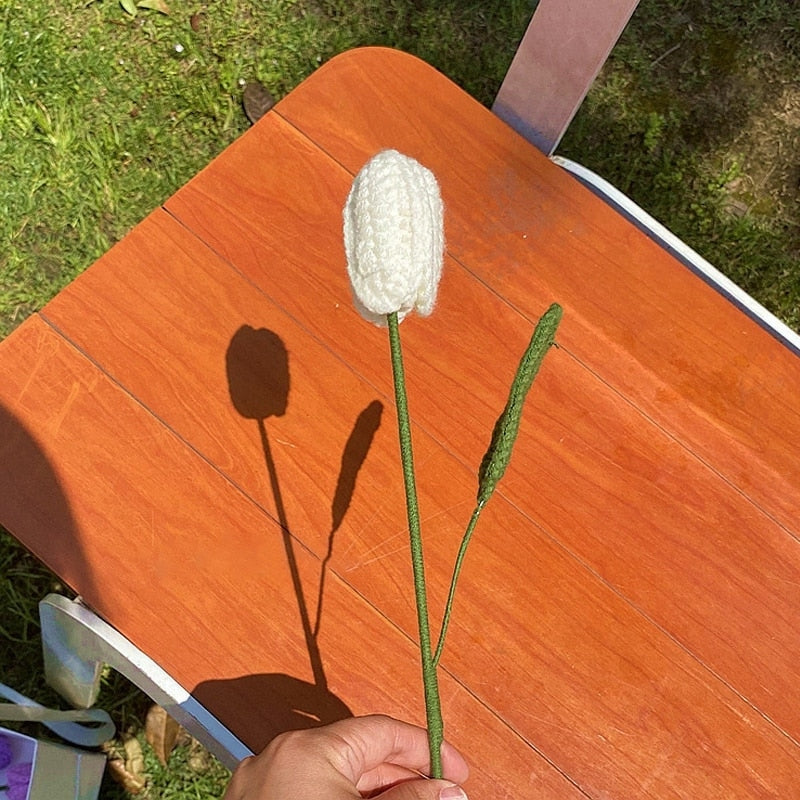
[436,303,562,668]
[433,500,484,667]
[387,311,444,779]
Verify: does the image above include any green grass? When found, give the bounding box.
[1,0,799,797]
[0,0,533,337]
[561,0,800,328]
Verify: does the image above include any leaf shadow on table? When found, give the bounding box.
[220,325,383,750]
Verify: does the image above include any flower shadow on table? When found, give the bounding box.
[193,672,353,755]
[219,325,383,750]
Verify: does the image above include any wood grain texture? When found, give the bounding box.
[31,210,800,794]
[162,104,800,745]
[2,47,800,798]
[270,47,800,537]
[0,318,585,799]
[4,310,800,796]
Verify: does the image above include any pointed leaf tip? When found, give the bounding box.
[477,303,562,504]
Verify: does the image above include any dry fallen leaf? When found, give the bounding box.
[243,82,275,124]
[145,704,182,766]
[104,736,147,794]
[137,0,170,14]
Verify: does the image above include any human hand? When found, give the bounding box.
[222,714,469,800]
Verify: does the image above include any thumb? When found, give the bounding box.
[377,779,468,800]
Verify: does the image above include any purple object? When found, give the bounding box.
[7,783,29,800]
[6,761,32,800]
[7,762,32,785]
[0,733,12,770]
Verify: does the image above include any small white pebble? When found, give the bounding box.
[174,43,184,53]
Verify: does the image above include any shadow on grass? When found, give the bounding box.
[557,0,800,328]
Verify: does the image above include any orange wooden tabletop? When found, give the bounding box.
[2,48,799,797]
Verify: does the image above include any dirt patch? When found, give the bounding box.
[722,83,800,242]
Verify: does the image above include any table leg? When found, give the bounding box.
[39,594,251,769]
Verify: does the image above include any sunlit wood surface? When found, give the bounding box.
[2,48,799,797]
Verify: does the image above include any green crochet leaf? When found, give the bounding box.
[477,303,562,504]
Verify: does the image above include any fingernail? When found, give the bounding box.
[439,787,468,800]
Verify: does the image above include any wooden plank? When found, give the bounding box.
[159,113,800,745]
[267,47,800,537]
[33,210,800,791]
[4,47,797,795]
[4,319,800,795]
[0,317,586,800]
[40,209,391,562]
[493,0,641,154]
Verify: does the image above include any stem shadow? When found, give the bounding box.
[222,325,383,745]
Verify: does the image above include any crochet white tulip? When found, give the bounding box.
[343,149,444,325]
[341,149,563,781]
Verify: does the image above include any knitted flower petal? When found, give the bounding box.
[343,149,444,325]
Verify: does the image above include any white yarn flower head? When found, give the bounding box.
[343,149,444,325]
